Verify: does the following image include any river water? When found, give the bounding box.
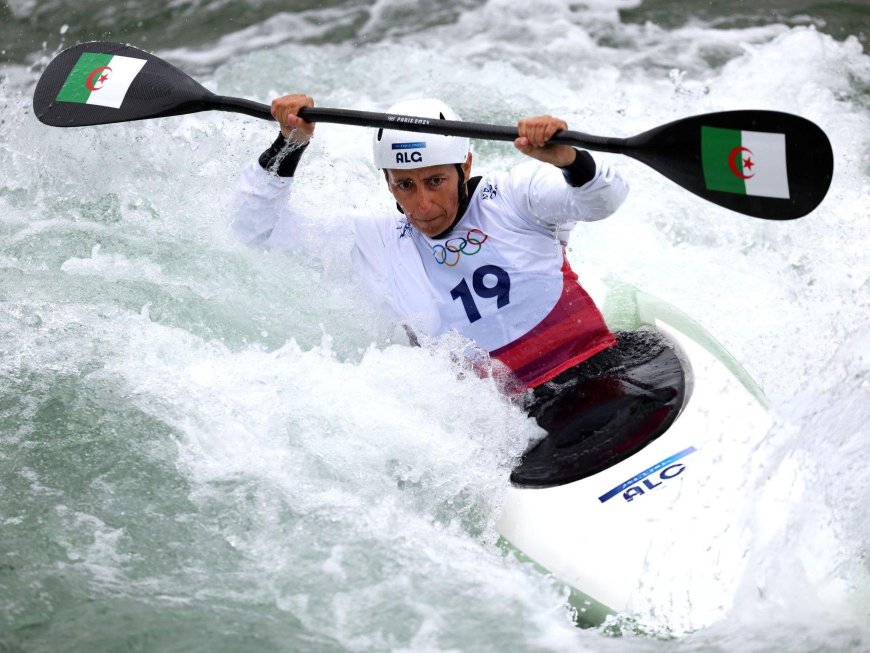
[1,0,868,651]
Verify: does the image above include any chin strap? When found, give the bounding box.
[455,163,468,208]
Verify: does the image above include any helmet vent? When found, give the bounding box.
[376,128,383,141]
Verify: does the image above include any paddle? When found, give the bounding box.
[34,41,833,220]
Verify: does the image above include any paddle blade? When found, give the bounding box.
[34,41,213,127]
[624,111,833,220]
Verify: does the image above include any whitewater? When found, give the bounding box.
[1,0,868,650]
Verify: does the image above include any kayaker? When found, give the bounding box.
[232,93,629,390]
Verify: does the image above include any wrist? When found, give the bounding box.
[259,132,309,177]
[554,147,577,169]
[284,127,312,147]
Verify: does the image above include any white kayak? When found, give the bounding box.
[497,280,772,632]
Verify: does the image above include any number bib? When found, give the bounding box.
[413,221,563,352]
[403,178,615,387]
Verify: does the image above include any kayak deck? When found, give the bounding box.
[512,328,692,488]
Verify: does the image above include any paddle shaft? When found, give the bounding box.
[209,95,628,154]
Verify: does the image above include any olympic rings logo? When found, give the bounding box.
[432,229,489,267]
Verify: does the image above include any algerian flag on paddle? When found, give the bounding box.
[701,127,789,199]
[55,52,146,109]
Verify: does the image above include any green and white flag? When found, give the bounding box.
[55,52,146,109]
[701,126,790,199]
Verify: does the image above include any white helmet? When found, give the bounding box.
[373,98,471,170]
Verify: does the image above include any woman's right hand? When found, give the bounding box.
[270,94,316,144]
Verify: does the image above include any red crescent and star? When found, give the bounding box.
[85,65,112,91]
[727,146,755,179]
